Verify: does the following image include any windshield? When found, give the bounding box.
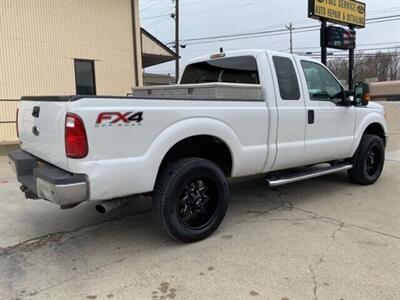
[180,56,259,85]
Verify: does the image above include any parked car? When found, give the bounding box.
[9,50,388,242]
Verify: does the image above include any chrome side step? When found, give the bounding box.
[266,164,353,187]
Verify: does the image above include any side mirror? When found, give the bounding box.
[354,82,370,106]
[341,90,354,106]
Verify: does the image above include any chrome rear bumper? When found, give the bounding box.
[8,149,88,207]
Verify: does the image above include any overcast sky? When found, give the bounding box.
[140,0,400,75]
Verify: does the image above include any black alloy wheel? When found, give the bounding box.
[365,145,382,177]
[178,178,218,229]
[153,158,229,243]
[348,134,385,185]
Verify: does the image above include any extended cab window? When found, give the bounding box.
[180,56,259,84]
[301,61,343,102]
[273,56,300,100]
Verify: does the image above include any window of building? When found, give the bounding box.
[180,56,260,85]
[301,60,343,102]
[272,56,300,100]
[74,59,96,95]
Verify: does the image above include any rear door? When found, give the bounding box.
[18,98,69,169]
[295,58,356,164]
[268,53,307,171]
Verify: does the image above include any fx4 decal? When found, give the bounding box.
[95,112,144,127]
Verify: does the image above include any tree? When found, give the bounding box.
[328,50,400,85]
[387,50,400,80]
[328,59,348,82]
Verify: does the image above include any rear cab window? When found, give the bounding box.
[180,56,260,85]
[272,56,300,100]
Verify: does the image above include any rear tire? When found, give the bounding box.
[348,134,385,185]
[153,158,229,243]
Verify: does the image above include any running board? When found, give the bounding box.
[266,164,353,187]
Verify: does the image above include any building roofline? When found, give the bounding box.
[141,27,178,58]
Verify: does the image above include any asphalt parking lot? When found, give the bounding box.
[1,103,399,300]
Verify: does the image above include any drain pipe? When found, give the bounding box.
[95,198,128,214]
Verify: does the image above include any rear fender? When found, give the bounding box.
[145,117,241,185]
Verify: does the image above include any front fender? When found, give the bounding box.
[351,112,387,155]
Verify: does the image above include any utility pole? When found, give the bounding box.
[320,20,327,65]
[348,25,355,90]
[285,23,294,54]
[174,0,180,83]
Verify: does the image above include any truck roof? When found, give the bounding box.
[188,49,308,64]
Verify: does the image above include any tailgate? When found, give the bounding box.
[18,97,70,170]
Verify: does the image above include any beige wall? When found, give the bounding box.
[369,81,400,98]
[0,0,142,99]
[0,101,18,144]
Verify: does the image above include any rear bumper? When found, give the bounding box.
[8,149,88,207]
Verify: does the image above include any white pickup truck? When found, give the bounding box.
[9,50,388,242]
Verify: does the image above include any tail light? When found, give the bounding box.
[16,108,19,138]
[65,113,88,158]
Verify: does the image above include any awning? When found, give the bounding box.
[141,28,177,68]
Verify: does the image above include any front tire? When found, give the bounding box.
[348,134,385,185]
[153,158,229,243]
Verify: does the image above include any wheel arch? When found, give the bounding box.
[352,113,387,155]
[146,117,242,190]
[363,122,387,146]
[157,135,234,179]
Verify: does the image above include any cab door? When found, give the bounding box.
[269,53,307,171]
[295,58,356,165]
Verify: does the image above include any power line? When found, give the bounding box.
[146,14,171,28]
[301,45,400,55]
[292,41,400,51]
[173,14,400,45]
[141,0,209,19]
[141,0,266,20]
[182,17,400,45]
[140,0,162,12]
[186,15,399,44]
[311,54,400,59]
[142,12,171,20]
[366,17,400,25]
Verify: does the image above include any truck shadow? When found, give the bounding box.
[11,170,356,251]
[1,170,382,299]
[7,170,354,252]
[72,170,354,245]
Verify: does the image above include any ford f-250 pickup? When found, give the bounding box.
[9,50,388,242]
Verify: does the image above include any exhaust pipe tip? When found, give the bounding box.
[95,204,107,214]
[95,198,128,214]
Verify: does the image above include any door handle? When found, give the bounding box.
[32,106,40,118]
[308,110,315,124]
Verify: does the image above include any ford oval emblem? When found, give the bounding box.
[357,5,365,14]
